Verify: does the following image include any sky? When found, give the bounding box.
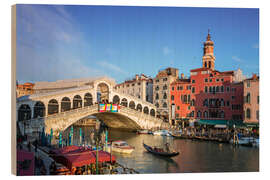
[16,4,259,83]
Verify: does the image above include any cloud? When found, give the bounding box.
[232,56,242,62]
[162,46,172,55]
[252,43,259,49]
[97,61,127,75]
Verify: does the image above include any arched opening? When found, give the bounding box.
[197,111,201,118]
[136,104,142,112]
[150,109,155,116]
[163,102,167,108]
[204,61,207,68]
[121,98,128,107]
[246,93,251,103]
[97,83,109,103]
[112,95,120,104]
[61,97,71,112]
[18,104,31,121]
[143,106,149,114]
[33,101,45,118]
[208,61,211,68]
[129,101,136,109]
[48,99,59,115]
[155,102,159,108]
[73,95,82,109]
[84,93,93,107]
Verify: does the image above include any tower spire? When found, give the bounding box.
[207,29,211,41]
[202,30,215,70]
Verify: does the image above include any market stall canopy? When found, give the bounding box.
[198,119,245,128]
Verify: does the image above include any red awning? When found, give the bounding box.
[50,146,116,170]
[17,150,35,176]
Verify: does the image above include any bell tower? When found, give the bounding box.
[202,30,215,70]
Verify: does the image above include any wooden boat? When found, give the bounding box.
[111,141,134,154]
[143,143,179,157]
[170,132,190,139]
[137,129,149,134]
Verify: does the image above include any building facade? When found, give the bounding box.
[16,82,35,98]
[114,74,153,103]
[153,67,179,123]
[243,74,259,124]
[170,32,244,126]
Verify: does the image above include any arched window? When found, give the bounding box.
[204,61,207,68]
[183,95,187,103]
[171,95,174,101]
[84,93,93,106]
[205,86,208,93]
[220,99,225,106]
[221,86,224,92]
[190,99,195,106]
[204,111,209,118]
[163,85,167,90]
[197,111,201,118]
[34,101,45,118]
[203,99,208,106]
[61,97,71,112]
[216,86,219,92]
[112,95,120,104]
[129,101,136,109]
[143,107,149,114]
[73,95,82,109]
[136,104,142,112]
[163,93,167,99]
[48,99,59,115]
[150,109,155,116]
[121,98,128,107]
[163,102,167,108]
[155,93,159,100]
[208,61,211,68]
[220,111,225,118]
[18,104,31,121]
[246,108,251,119]
[155,102,159,108]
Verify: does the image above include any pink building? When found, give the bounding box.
[243,74,259,124]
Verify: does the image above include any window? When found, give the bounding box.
[177,106,180,110]
[172,87,174,91]
[192,79,195,83]
[257,96,259,104]
[232,96,235,100]
[220,99,225,106]
[191,111,194,117]
[204,111,209,118]
[171,95,174,101]
[246,93,251,103]
[163,102,167,108]
[256,110,259,120]
[220,111,225,118]
[221,86,224,92]
[127,84,130,87]
[246,108,251,119]
[163,78,167,82]
[191,99,195,106]
[216,79,219,82]
[156,79,159,83]
[155,93,159,100]
[183,95,187,103]
[197,111,201,118]
[137,82,141,85]
[203,99,208,107]
[132,83,135,86]
[227,101,230,106]
[180,86,183,90]
[221,78,224,82]
[205,86,208,93]
[177,86,180,90]
[205,78,208,83]
[209,86,212,93]
[188,95,191,102]
[155,86,159,91]
[226,87,230,92]
[192,87,195,93]
[216,86,219,92]
[176,113,179,118]
[163,93,167,99]
[163,85,167,90]
[247,81,250,87]
[155,103,159,108]
[210,79,213,82]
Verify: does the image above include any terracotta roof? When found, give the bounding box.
[190,67,211,72]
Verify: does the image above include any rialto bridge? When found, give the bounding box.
[16,77,170,135]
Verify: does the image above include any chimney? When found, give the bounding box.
[181,73,184,79]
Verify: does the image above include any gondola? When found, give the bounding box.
[143,143,179,157]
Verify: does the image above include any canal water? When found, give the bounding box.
[63,126,259,173]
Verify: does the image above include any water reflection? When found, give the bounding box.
[63,127,259,173]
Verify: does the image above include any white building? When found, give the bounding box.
[114,74,153,103]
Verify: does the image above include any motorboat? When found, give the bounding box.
[143,143,179,157]
[137,129,149,134]
[153,130,171,136]
[111,141,135,154]
[230,136,259,147]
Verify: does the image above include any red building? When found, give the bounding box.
[170,32,243,126]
